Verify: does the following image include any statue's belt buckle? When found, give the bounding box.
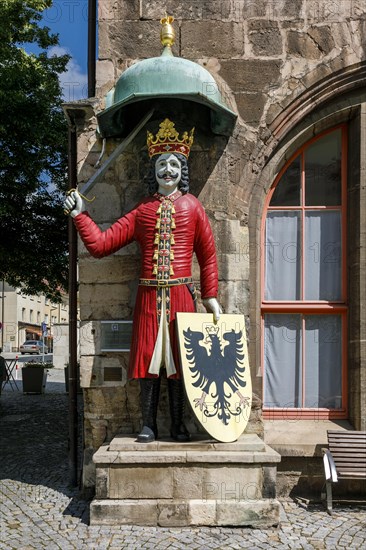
[139,277,192,287]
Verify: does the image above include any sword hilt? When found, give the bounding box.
[64,187,95,215]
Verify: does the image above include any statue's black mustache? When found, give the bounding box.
[161,173,178,179]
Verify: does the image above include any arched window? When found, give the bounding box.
[262,126,347,419]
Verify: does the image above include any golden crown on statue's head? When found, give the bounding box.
[147,119,195,159]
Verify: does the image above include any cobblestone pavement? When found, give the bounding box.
[1,370,365,549]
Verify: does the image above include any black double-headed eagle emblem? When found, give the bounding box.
[183,326,250,425]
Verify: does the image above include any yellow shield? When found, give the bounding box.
[176,313,252,443]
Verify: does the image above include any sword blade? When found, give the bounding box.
[80,109,154,197]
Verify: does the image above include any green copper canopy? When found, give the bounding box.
[97,48,237,138]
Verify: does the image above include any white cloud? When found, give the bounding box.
[49,46,88,101]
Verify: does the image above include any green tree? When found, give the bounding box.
[0,0,70,300]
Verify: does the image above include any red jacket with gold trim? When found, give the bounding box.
[74,192,218,379]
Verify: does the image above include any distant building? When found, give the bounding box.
[0,281,69,352]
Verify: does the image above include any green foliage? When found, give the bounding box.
[24,361,54,368]
[0,1,70,301]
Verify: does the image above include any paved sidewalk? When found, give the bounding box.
[0,372,365,549]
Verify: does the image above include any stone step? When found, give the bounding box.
[108,433,266,452]
[90,498,281,528]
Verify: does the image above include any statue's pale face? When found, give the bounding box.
[155,153,182,195]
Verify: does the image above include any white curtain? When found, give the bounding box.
[305,316,342,408]
[264,314,342,409]
[265,212,300,300]
[305,211,341,300]
[264,314,302,408]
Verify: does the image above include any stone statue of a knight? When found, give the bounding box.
[64,118,222,443]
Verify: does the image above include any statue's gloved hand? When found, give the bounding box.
[202,297,223,322]
[64,189,85,218]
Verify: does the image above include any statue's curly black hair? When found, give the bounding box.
[146,153,190,195]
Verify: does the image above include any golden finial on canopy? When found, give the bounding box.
[160,14,175,48]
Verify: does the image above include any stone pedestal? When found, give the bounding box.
[90,434,281,527]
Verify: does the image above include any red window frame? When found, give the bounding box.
[261,125,348,420]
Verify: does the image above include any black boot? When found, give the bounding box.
[137,378,160,443]
[168,379,191,442]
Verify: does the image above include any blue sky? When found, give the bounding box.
[43,1,89,101]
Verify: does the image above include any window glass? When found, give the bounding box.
[305,211,342,300]
[305,316,342,408]
[270,156,301,206]
[265,211,301,300]
[305,130,342,205]
[263,128,346,415]
[264,314,302,408]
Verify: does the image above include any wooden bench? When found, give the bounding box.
[322,430,366,514]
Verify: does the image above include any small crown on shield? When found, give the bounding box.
[147,119,195,158]
[205,325,220,337]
